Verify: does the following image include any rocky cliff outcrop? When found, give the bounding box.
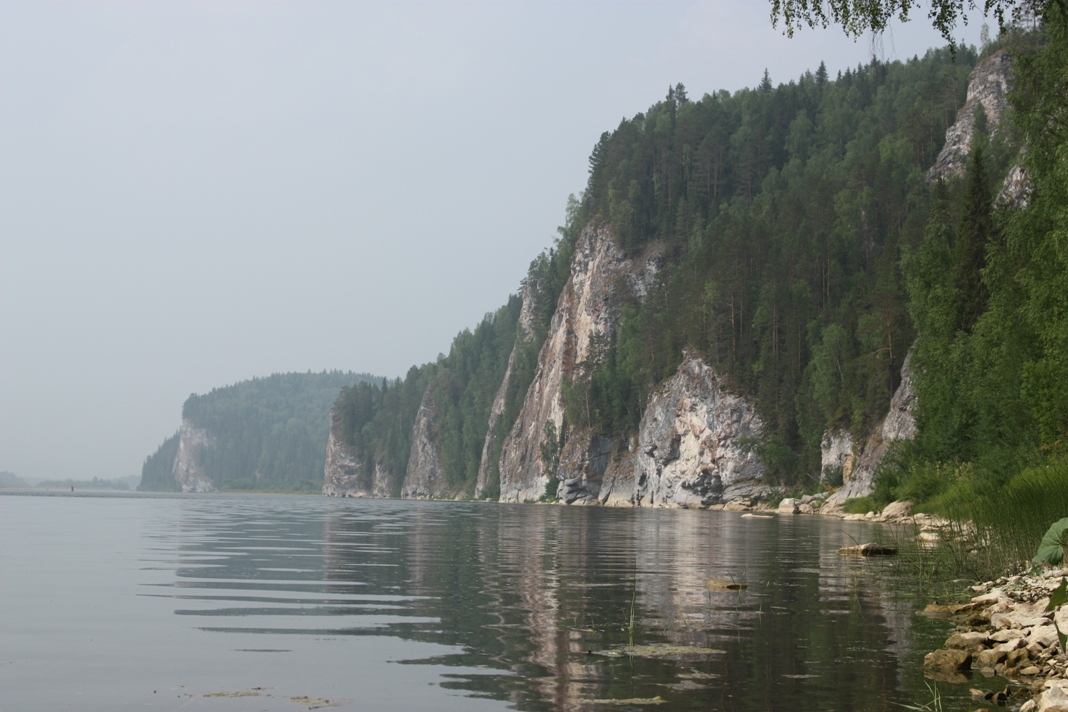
[997,161,1031,208]
[820,430,854,484]
[402,386,461,499]
[496,223,659,502]
[322,408,369,497]
[173,418,215,493]
[597,352,765,508]
[474,277,540,499]
[927,49,1013,183]
[828,352,917,504]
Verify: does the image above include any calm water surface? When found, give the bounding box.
[1,493,999,711]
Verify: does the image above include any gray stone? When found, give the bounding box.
[402,387,463,500]
[474,277,540,499]
[923,648,972,671]
[1030,625,1060,649]
[881,500,915,520]
[827,352,916,504]
[496,223,660,502]
[927,50,1014,182]
[778,498,801,514]
[945,631,988,651]
[173,418,216,493]
[323,408,368,497]
[599,352,765,508]
[820,430,853,483]
[977,648,1007,667]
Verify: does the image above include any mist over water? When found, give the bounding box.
[1,493,998,710]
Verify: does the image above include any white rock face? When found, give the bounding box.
[828,352,917,504]
[371,458,394,498]
[322,408,370,497]
[998,161,1032,208]
[882,353,918,443]
[599,353,765,508]
[173,418,215,493]
[475,276,540,499]
[820,430,853,484]
[402,386,461,499]
[927,50,1013,182]
[497,223,659,502]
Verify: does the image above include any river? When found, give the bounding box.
[0,492,1003,710]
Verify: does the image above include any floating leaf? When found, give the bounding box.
[1034,518,1068,565]
[706,579,747,591]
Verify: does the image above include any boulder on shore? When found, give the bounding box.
[777,498,800,514]
[923,648,972,672]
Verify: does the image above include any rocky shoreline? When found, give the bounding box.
[745,495,1068,710]
[920,568,1068,711]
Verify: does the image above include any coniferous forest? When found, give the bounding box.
[140,371,379,492]
[333,14,1068,512]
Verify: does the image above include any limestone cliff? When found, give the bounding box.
[828,352,917,504]
[496,223,658,502]
[997,161,1031,208]
[598,352,765,508]
[371,457,394,498]
[820,430,854,484]
[474,277,540,499]
[402,386,462,499]
[927,50,1013,182]
[173,418,215,493]
[322,407,395,497]
[322,408,368,497]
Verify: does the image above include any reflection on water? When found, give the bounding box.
[1,494,999,710]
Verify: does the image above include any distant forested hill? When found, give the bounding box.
[140,371,380,492]
[0,471,28,488]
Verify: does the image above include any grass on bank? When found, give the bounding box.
[853,451,1068,582]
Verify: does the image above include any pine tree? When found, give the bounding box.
[954,144,993,332]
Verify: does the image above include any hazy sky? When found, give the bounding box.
[0,0,985,481]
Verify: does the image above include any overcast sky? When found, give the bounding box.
[0,0,985,482]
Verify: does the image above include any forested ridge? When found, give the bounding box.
[140,371,379,492]
[334,39,1023,497]
[333,295,526,497]
[273,14,1068,510]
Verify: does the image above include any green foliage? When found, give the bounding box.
[334,297,522,496]
[335,366,429,496]
[948,460,1068,576]
[769,0,1041,43]
[140,431,180,491]
[1044,577,1068,653]
[539,420,562,501]
[333,196,587,498]
[575,48,979,484]
[1035,518,1068,565]
[841,496,880,514]
[140,372,379,492]
[887,21,1068,509]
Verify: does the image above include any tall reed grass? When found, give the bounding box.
[872,461,1068,587]
[962,461,1068,578]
